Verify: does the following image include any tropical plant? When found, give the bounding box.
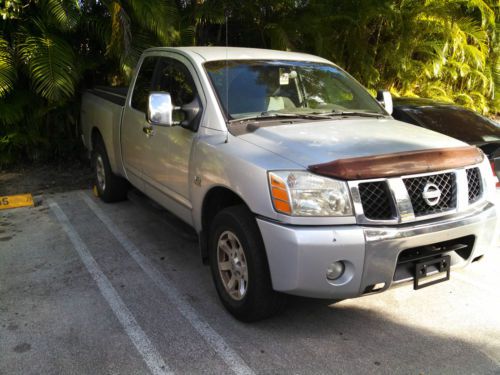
[288,0,499,114]
[0,0,180,165]
[0,0,498,167]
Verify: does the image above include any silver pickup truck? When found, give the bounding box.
[81,47,498,321]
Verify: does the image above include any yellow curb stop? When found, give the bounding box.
[0,194,34,210]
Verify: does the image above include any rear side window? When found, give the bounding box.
[131,57,157,112]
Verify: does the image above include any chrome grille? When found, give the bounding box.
[466,168,482,203]
[351,165,484,224]
[358,182,393,220]
[403,172,456,216]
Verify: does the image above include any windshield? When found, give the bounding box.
[204,60,386,120]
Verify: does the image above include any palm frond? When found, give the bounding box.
[420,82,453,102]
[42,0,81,30]
[193,1,226,25]
[119,29,159,79]
[469,91,489,113]
[264,23,292,51]
[82,14,112,50]
[463,44,486,69]
[180,25,196,46]
[454,92,476,107]
[456,17,489,54]
[446,60,471,78]
[19,22,78,102]
[461,0,495,28]
[0,90,32,126]
[126,0,179,45]
[0,37,16,98]
[467,68,490,91]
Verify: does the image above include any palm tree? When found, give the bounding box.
[0,0,498,166]
[286,0,497,114]
[0,0,180,164]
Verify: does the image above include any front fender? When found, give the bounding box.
[190,131,301,233]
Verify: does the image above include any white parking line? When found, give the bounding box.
[80,192,255,375]
[48,200,172,375]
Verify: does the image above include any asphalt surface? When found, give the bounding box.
[1,189,499,374]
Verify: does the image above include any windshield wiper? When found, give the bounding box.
[327,111,387,118]
[228,112,333,123]
[228,110,386,124]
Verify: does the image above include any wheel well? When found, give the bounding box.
[199,187,248,263]
[91,127,103,150]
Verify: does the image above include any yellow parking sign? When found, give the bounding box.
[0,194,34,210]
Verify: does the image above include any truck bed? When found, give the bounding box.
[81,86,129,175]
[87,86,128,106]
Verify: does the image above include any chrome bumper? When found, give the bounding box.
[257,202,497,299]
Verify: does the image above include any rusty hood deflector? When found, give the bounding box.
[307,146,484,180]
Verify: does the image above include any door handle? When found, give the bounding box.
[143,125,155,137]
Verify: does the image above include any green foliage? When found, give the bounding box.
[1,0,25,20]
[0,0,499,167]
[42,0,80,30]
[102,0,179,78]
[19,27,78,102]
[288,0,499,114]
[0,37,16,98]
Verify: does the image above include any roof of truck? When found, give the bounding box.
[144,46,332,64]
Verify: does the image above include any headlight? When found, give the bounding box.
[268,171,353,216]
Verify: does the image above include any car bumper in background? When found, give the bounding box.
[257,202,498,299]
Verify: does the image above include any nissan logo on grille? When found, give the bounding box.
[422,183,442,206]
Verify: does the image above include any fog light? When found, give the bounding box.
[326,261,345,280]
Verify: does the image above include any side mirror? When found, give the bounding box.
[376,90,393,115]
[180,96,202,131]
[147,92,177,126]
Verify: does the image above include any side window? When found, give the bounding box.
[154,58,197,107]
[131,57,157,112]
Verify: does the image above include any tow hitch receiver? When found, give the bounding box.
[414,255,451,290]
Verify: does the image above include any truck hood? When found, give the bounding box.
[237,118,466,167]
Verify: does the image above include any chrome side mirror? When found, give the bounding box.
[376,90,393,115]
[147,92,176,126]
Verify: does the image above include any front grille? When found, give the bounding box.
[358,181,393,220]
[403,172,456,216]
[466,167,482,203]
[355,166,484,223]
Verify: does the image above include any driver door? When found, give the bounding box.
[121,56,158,188]
[141,55,202,220]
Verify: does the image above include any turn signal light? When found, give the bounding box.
[269,174,292,214]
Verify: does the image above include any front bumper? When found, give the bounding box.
[257,202,498,299]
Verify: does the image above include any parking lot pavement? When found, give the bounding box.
[1,190,499,374]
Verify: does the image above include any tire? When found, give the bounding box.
[92,137,128,202]
[209,205,286,322]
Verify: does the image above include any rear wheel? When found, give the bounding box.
[92,138,128,202]
[209,205,286,322]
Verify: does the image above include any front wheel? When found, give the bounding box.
[209,205,286,322]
